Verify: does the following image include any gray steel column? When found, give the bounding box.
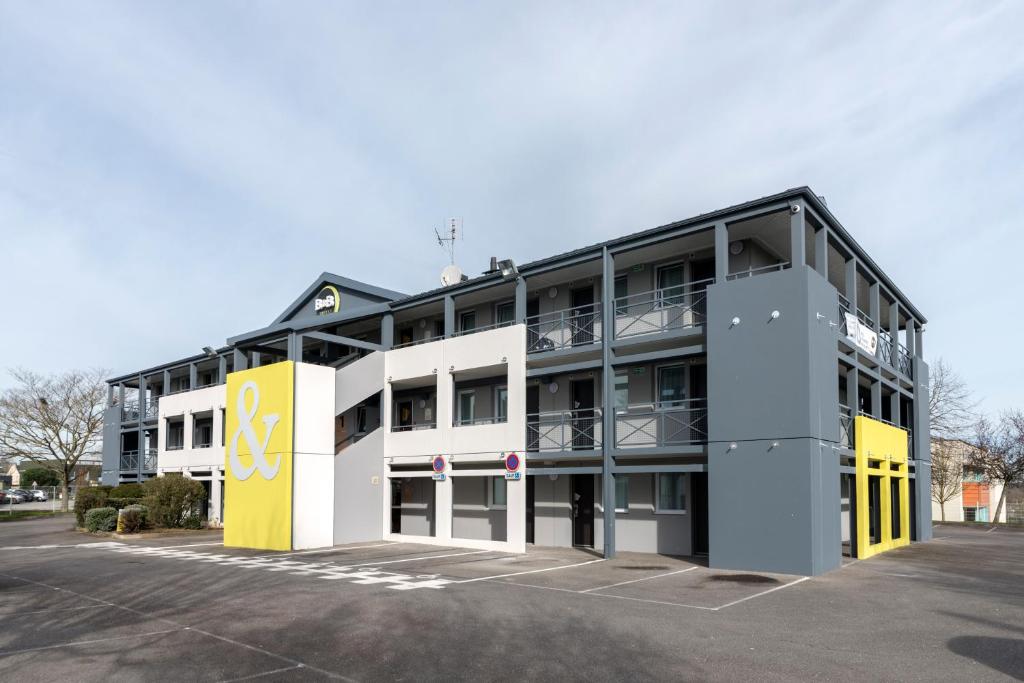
[106,384,114,407]
[846,366,859,411]
[871,380,882,419]
[137,373,146,478]
[381,313,394,350]
[600,246,616,558]
[514,277,527,323]
[714,222,728,283]
[814,227,828,277]
[218,355,227,384]
[789,200,806,268]
[889,299,900,342]
[286,332,299,361]
[844,257,857,313]
[189,363,198,390]
[914,323,924,358]
[253,352,262,368]
[912,358,933,540]
[163,369,171,394]
[868,282,880,333]
[890,391,901,427]
[444,295,455,338]
[118,383,125,410]
[233,348,248,372]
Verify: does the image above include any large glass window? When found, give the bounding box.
[496,301,515,326]
[459,311,477,333]
[657,263,686,306]
[615,476,629,513]
[166,419,184,450]
[614,371,629,413]
[657,473,687,513]
[457,390,476,425]
[489,477,507,509]
[657,365,687,407]
[495,386,508,422]
[614,276,628,315]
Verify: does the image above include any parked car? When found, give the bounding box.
[30,490,48,502]
[0,491,6,504]
[2,491,22,504]
[10,489,33,503]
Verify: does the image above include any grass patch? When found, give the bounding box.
[0,510,72,522]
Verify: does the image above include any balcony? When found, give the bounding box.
[143,448,158,471]
[453,319,515,338]
[391,422,436,432]
[613,279,711,341]
[839,404,854,449]
[526,302,602,353]
[837,296,913,380]
[393,333,443,350]
[526,408,602,452]
[119,450,139,471]
[615,400,708,448]
[454,416,507,427]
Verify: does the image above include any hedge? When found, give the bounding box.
[108,497,144,511]
[142,475,207,529]
[118,504,148,533]
[74,487,110,526]
[108,483,145,499]
[85,507,118,533]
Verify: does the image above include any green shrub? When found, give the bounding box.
[74,487,109,526]
[109,483,145,499]
[182,514,204,530]
[119,504,148,533]
[84,507,118,533]
[108,497,144,511]
[142,475,207,528]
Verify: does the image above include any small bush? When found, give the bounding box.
[109,483,145,499]
[85,507,118,533]
[74,487,109,526]
[142,475,207,528]
[119,504,148,533]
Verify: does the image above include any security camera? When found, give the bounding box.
[790,204,801,214]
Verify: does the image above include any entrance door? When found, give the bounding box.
[570,379,595,450]
[691,472,709,555]
[572,474,595,547]
[526,476,535,544]
[570,286,595,345]
[390,480,402,533]
[526,385,540,451]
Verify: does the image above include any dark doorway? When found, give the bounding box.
[691,259,715,319]
[398,327,414,346]
[397,400,413,429]
[868,475,882,544]
[691,472,709,555]
[526,385,540,451]
[570,379,595,450]
[527,298,540,351]
[390,480,402,533]
[572,474,595,547]
[570,286,595,345]
[526,476,535,544]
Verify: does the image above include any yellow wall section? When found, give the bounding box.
[854,415,910,559]
[224,361,294,551]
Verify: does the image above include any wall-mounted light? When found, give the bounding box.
[202,346,217,358]
[547,287,558,299]
[770,310,780,321]
[729,442,738,450]
[730,316,741,328]
[497,259,519,281]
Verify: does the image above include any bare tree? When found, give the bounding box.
[0,368,108,511]
[971,411,1024,523]
[929,358,977,438]
[930,438,963,522]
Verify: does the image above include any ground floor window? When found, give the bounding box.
[489,476,507,509]
[615,476,629,512]
[656,473,687,513]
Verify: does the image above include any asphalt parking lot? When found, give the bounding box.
[1,519,1022,681]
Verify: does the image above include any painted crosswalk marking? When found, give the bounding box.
[89,542,454,591]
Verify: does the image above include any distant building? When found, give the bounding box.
[931,438,1006,523]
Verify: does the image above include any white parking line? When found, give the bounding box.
[457,558,605,584]
[580,566,698,593]
[251,542,397,560]
[0,628,183,657]
[153,542,226,549]
[336,549,490,569]
[713,576,811,610]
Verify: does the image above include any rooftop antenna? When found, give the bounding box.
[435,217,462,265]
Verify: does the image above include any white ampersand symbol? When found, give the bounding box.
[228,381,282,481]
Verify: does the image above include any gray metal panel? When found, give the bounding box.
[912,357,933,541]
[100,405,121,486]
[707,267,841,576]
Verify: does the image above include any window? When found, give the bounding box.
[657,365,687,407]
[193,417,213,448]
[398,327,414,346]
[495,301,515,326]
[397,400,413,428]
[656,473,687,513]
[433,319,445,339]
[459,311,477,334]
[220,409,226,446]
[657,263,686,306]
[614,371,629,413]
[457,390,476,425]
[495,386,508,422]
[166,419,184,450]
[356,406,368,433]
[488,477,507,509]
[615,476,629,513]
[614,276,628,315]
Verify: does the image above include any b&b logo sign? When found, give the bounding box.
[314,285,340,315]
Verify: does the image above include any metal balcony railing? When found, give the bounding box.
[897,344,913,378]
[615,400,708,448]
[453,416,508,427]
[839,404,854,449]
[391,422,437,432]
[393,334,444,350]
[143,449,158,471]
[613,279,712,340]
[526,408,603,452]
[526,302,602,353]
[452,319,515,338]
[878,330,894,366]
[836,295,914,380]
[119,451,139,471]
[121,400,140,422]
[725,262,788,281]
[144,398,159,420]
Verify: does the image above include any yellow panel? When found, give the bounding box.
[853,415,910,559]
[224,361,294,551]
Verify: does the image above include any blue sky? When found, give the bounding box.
[0,1,1021,415]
